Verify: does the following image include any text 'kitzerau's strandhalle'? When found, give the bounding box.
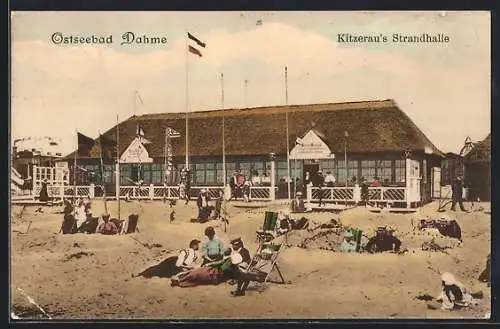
[337,33,450,44]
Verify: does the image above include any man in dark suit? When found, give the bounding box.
[451,175,468,212]
[196,189,213,222]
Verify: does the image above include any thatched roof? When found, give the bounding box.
[64,99,444,160]
[465,133,491,162]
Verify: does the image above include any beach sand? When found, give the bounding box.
[10,199,491,319]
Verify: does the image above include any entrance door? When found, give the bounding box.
[131,166,139,182]
[303,163,319,184]
[431,167,441,199]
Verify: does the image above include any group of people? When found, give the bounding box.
[229,170,252,202]
[60,198,122,235]
[168,226,263,297]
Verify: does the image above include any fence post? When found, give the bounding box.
[149,184,154,200]
[89,184,95,198]
[270,156,276,201]
[353,184,361,203]
[115,163,120,202]
[59,185,64,200]
[32,165,37,197]
[405,156,412,208]
[380,187,384,201]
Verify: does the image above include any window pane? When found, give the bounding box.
[206,170,215,184]
[360,160,376,180]
[277,161,288,169]
[239,162,251,170]
[395,160,406,183]
[252,162,264,170]
[195,171,205,184]
[277,169,288,181]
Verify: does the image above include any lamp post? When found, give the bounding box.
[294,137,304,199]
[269,152,276,201]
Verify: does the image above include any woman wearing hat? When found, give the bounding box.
[97,212,119,235]
[172,248,237,287]
[38,178,50,203]
[291,191,305,213]
[435,272,476,310]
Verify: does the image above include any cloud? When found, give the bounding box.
[11,19,490,154]
[202,22,420,79]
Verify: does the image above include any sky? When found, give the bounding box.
[11,11,491,155]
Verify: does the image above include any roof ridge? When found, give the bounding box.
[135,99,397,120]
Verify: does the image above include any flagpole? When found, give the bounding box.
[98,131,108,213]
[221,73,226,187]
[244,79,248,108]
[285,66,291,201]
[116,114,120,221]
[185,32,189,170]
[133,90,137,117]
[74,130,77,201]
[345,131,348,209]
[164,127,168,201]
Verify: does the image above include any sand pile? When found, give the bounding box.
[286,228,345,251]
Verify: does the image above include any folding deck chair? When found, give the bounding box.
[110,218,126,234]
[246,240,286,284]
[345,227,363,252]
[256,211,279,243]
[123,214,140,234]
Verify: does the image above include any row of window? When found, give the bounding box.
[70,159,408,186]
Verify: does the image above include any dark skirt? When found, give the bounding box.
[136,256,180,278]
[39,184,50,202]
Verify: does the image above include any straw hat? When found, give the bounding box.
[441,272,457,286]
[230,237,242,245]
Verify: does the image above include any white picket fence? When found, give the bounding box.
[26,184,275,201]
[309,186,408,205]
[20,184,413,206]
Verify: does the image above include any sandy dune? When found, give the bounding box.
[10,199,491,319]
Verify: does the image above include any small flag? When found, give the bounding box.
[136,92,144,105]
[168,128,181,138]
[188,45,202,57]
[136,125,145,137]
[188,32,206,48]
[77,132,95,157]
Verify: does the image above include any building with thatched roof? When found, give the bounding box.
[61,99,444,202]
[463,133,491,201]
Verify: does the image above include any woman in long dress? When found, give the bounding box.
[39,179,50,202]
[436,272,477,310]
[171,249,239,288]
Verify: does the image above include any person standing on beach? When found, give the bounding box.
[451,175,468,212]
